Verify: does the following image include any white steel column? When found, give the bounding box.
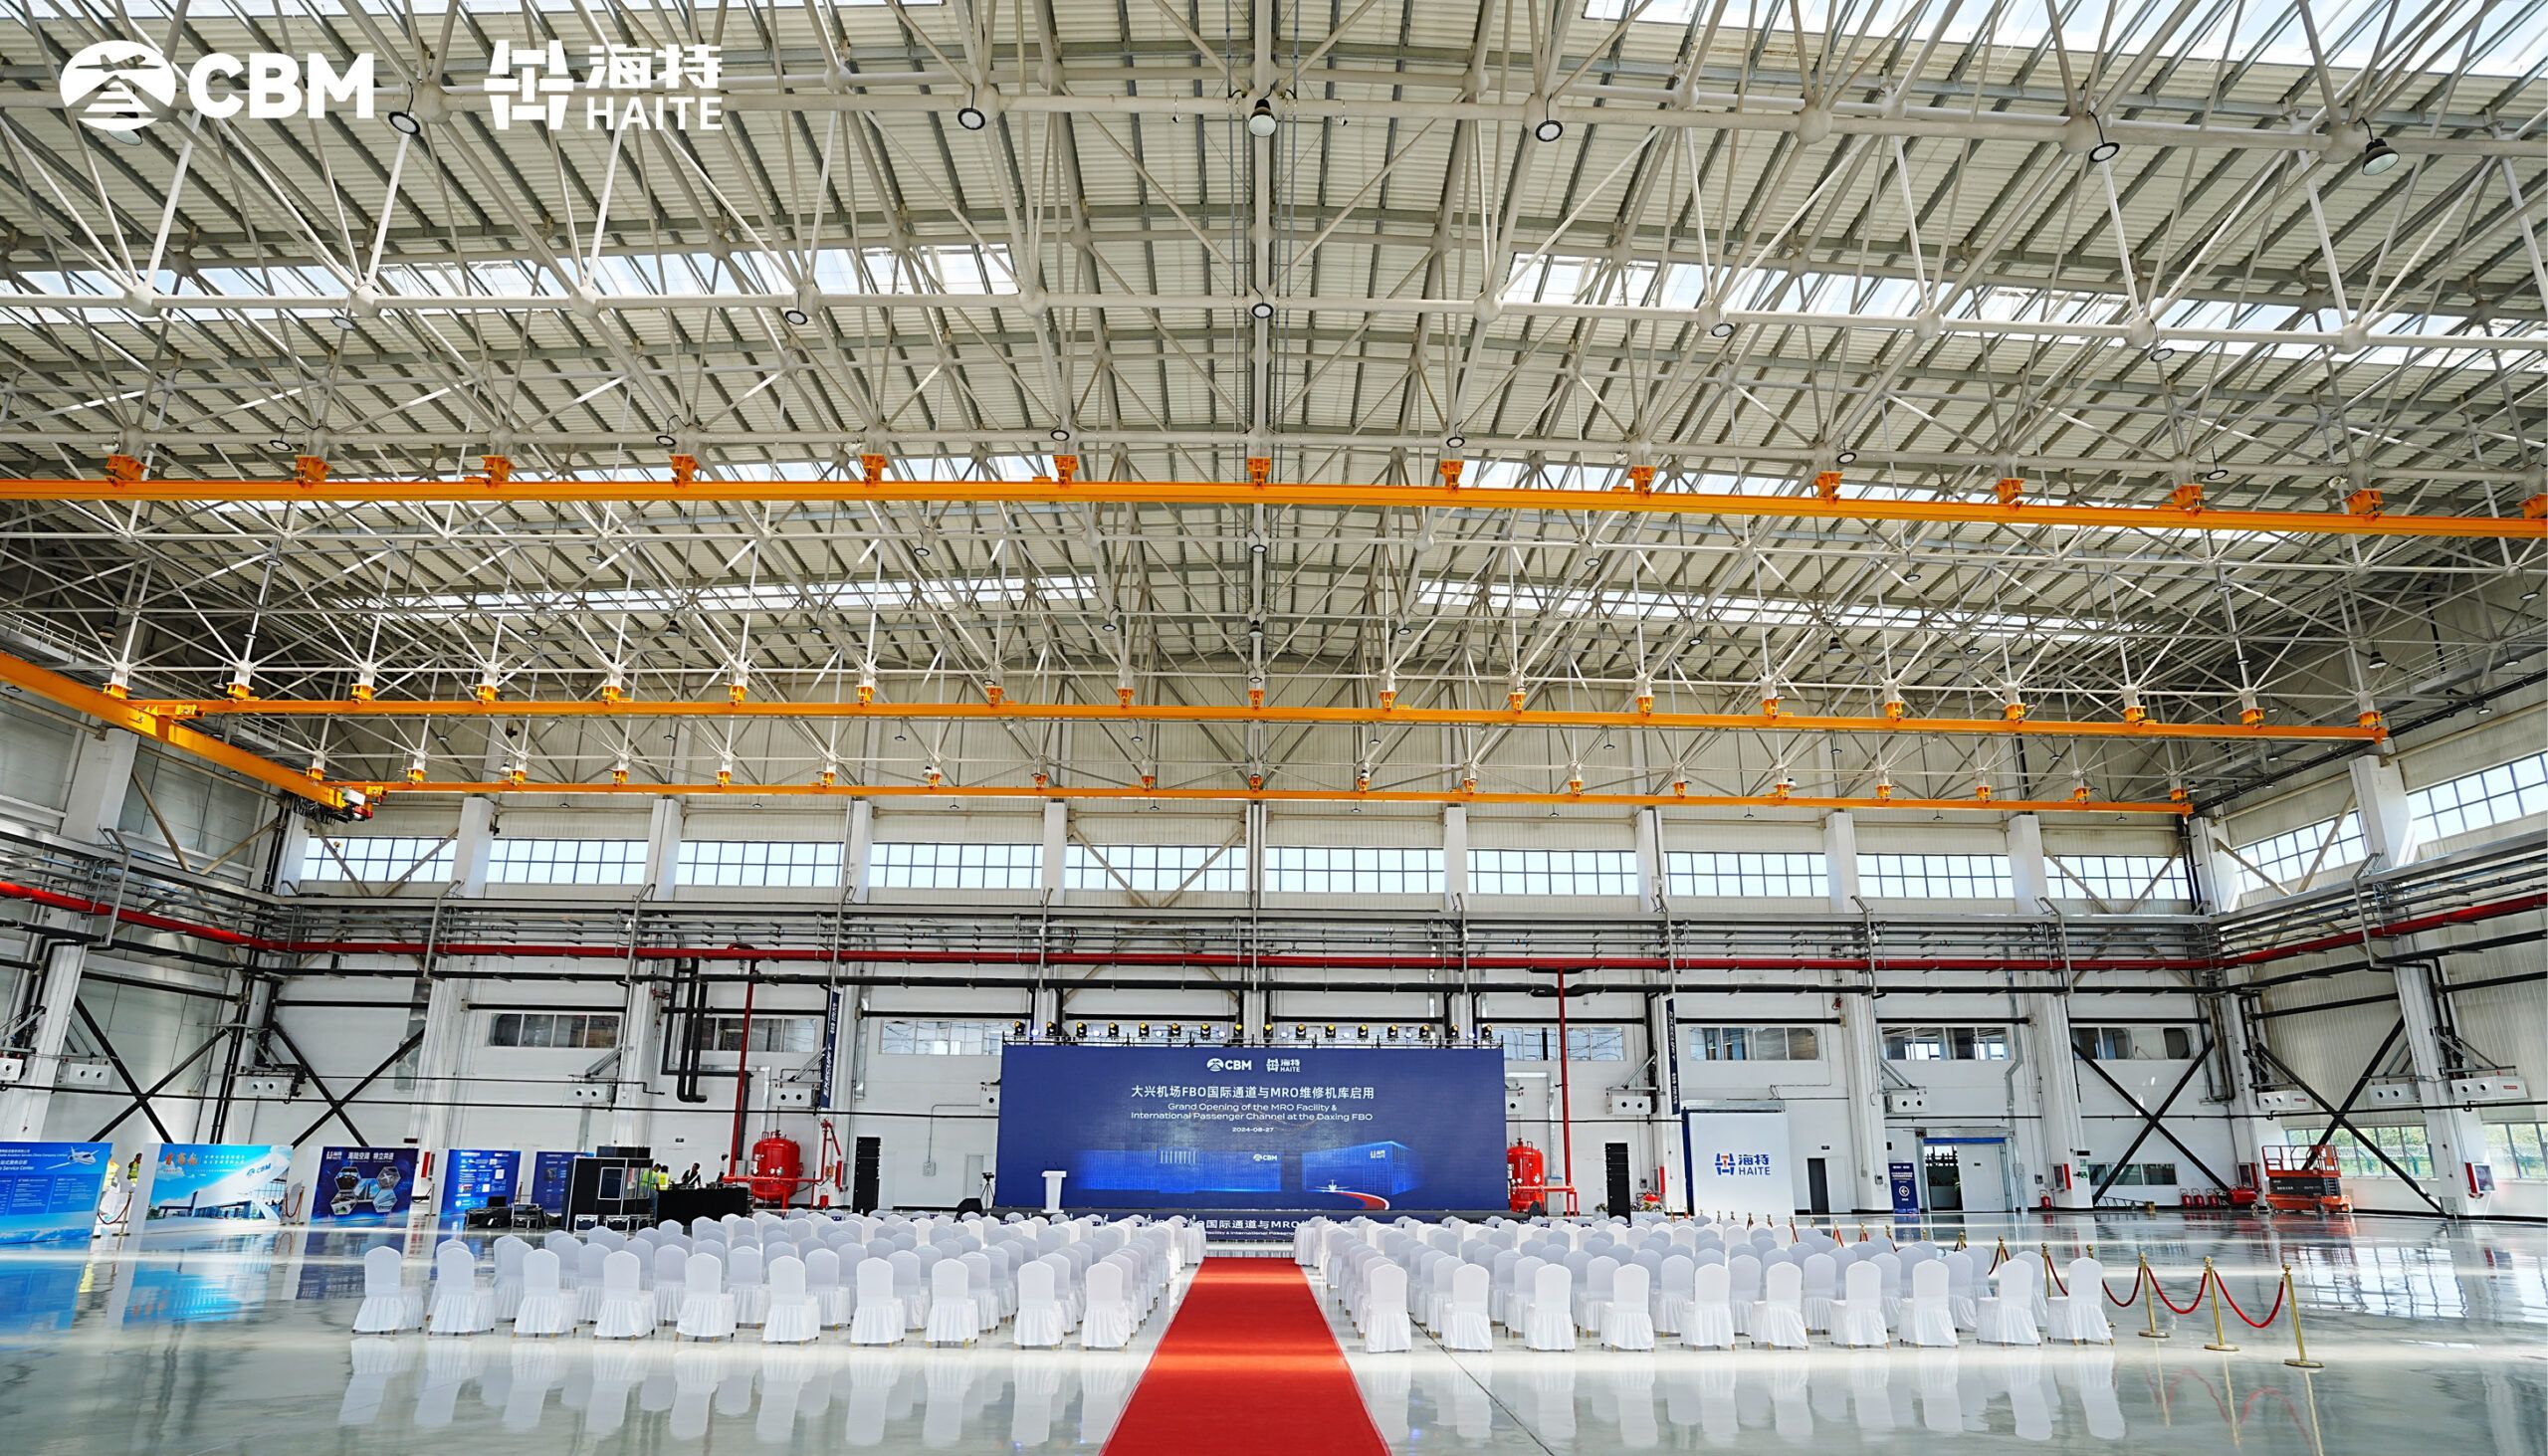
[0,728,138,1139]
[610,797,683,1147]
[2007,813,2051,910]
[1441,805,1469,912]
[1040,801,1068,901]
[2397,961,2491,1215]
[846,800,874,904]
[1825,812,1888,1213]
[2187,815,2245,914]
[2027,991,2092,1209]
[2348,753,2422,869]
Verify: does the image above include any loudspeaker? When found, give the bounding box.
[850,1136,881,1214]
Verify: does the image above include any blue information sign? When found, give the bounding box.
[312,1146,418,1223]
[528,1151,580,1214]
[143,1144,290,1224]
[437,1148,521,1223]
[0,1141,111,1245]
[1889,1160,1923,1215]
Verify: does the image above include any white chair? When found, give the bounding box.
[513,1250,573,1338]
[762,1255,822,1345]
[889,1249,926,1329]
[1015,1259,1066,1348]
[1978,1258,2043,1346]
[1080,1261,1135,1350]
[805,1247,851,1328]
[1681,1261,1736,1349]
[1578,1255,1618,1334]
[848,1256,902,1346]
[1655,1253,1692,1336]
[1727,1254,1763,1337]
[1944,1250,1982,1330]
[592,1249,656,1339]
[1603,1264,1656,1351]
[962,1250,1000,1331]
[489,1236,529,1322]
[652,1243,690,1321]
[1523,1264,1576,1352]
[674,1252,737,1341]
[1750,1261,1809,1349]
[1364,1263,1412,1352]
[352,1246,419,1334]
[426,1242,493,1335]
[1831,1259,1890,1348]
[1801,1252,1838,1332]
[1443,1264,1493,1352]
[1902,1258,1958,1347]
[926,1257,980,1345]
[2045,1258,2114,1344]
[727,1245,768,1327]
[572,1244,610,1324]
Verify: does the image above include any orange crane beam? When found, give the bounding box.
[0,651,347,811]
[353,779,2191,816]
[11,472,2544,540]
[143,695,2387,743]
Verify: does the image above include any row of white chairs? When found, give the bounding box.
[1301,1216,2111,1352]
[355,1211,1203,1350]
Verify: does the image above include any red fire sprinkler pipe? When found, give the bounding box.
[1555,965,1575,1197]
[727,973,756,1177]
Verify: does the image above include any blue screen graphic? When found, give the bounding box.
[437,1148,521,1223]
[0,1142,110,1245]
[993,1045,1505,1211]
[528,1151,580,1214]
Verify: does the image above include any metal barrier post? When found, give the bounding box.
[2203,1256,2238,1352]
[2281,1264,2323,1368]
[2138,1253,2168,1339]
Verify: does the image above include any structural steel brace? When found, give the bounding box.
[2080,1037,2238,1201]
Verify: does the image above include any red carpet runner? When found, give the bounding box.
[1103,1258,1387,1456]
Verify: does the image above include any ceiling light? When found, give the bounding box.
[386,109,420,136]
[1102,621,1118,632]
[2523,587,2540,602]
[2360,136,2400,175]
[1247,98,1277,138]
[268,437,292,451]
[2088,131,2119,164]
[2150,345,2176,361]
[1835,448,1857,465]
[1444,433,1466,451]
[956,104,987,131]
[2205,466,2229,483]
[1250,300,1274,320]
[1534,116,1563,143]
[782,306,811,326]
[912,544,932,556]
[1708,318,1734,338]
[1050,427,1071,442]
[2476,702,2494,717]
[1902,567,1923,583]
[2365,654,2387,670]
[654,432,677,447]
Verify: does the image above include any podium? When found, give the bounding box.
[1041,1169,1067,1214]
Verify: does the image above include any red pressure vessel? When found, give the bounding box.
[1507,1142,1545,1215]
[748,1132,802,1204]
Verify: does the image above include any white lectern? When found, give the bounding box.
[1041,1169,1067,1214]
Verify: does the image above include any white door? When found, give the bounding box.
[1956,1142,2011,1212]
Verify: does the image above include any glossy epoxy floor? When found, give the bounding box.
[0,1214,2537,1454]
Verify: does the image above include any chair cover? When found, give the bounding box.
[510,1249,571,1337]
[1443,1264,1494,1352]
[925,1257,980,1345]
[1602,1265,1656,1350]
[2044,1258,2113,1344]
[1363,1264,1411,1352]
[592,1249,656,1340]
[1801,1252,1839,1332]
[1831,1259,1891,1348]
[1903,1258,1959,1348]
[727,1245,769,1327]
[652,1243,690,1321]
[353,1246,419,1334]
[427,1241,493,1335]
[489,1236,529,1322]
[1080,1262,1135,1350]
[1750,1261,1809,1349]
[761,1255,822,1345]
[1977,1259,2043,1345]
[847,1256,902,1346]
[1015,1260,1066,1348]
[1523,1264,1576,1352]
[675,1252,737,1341]
[1681,1261,1736,1349]
[805,1247,851,1328]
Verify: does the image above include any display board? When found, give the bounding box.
[993,1045,1505,1211]
[1679,1107,1794,1223]
[312,1146,418,1223]
[140,1144,290,1224]
[437,1148,521,1223]
[528,1151,580,1214]
[0,1142,112,1245]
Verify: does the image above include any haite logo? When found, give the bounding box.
[60,40,374,132]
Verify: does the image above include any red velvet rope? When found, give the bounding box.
[2156,1268,2209,1315]
[2216,1271,2288,1329]
[2103,1263,2145,1308]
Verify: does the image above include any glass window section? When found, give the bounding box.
[1471,848,1636,897]
[485,838,647,885]
[1859,854,2014,899]
[1665,851,1830,899]
[301,835,457,883]
[674,840,842,888]
[1264,846,1444,897]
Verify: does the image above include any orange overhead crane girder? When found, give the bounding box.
[9,474,2546,540]
[0,652,346,810]
[354,779,2193,816]
[144,696,2388,743]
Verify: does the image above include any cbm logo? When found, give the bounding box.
[1205,1057,1252,1073]
[61,40,373,132]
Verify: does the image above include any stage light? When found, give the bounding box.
[1108,1022,1121,1039]
[1138,1022,1151,1039]
[1357,1024,1371,1041]
[1387,1025,1399,1041]
[1012,1021,1026,1038]
[1168,1023,1182,1040]
[1324,1024,1336,1039]
[1073,1022,1087,1039]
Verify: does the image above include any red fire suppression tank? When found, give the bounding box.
[748,1131,802,1204]
[1507,1142,1546,1215]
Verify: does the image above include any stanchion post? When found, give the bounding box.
[2138,1253,2168,1339]
[2202,1256,2238,1352]
[2281,1264,2323,1368]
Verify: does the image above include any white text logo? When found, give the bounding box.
[61,41,374,131]
[484,39,725,130]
